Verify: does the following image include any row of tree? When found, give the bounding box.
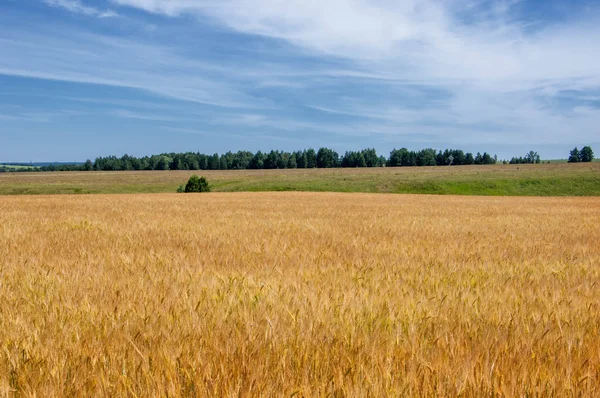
[35,147,501,172]
[568,146,595,163]
[388,148,497,167]
[508,151,541,164]
[3,146,593,172]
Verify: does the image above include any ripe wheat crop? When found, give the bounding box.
[1,193,599,396]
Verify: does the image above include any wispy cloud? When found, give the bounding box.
[0,113,20,121]
[109,109,181,121]
[110,0,599,78]
[110,1,600,88]
[0,109,87,123]
[106,0,600,146]
[0,31,273,109]
[2,0,600,159]
[44,0,119,18]
[160,126,247,140]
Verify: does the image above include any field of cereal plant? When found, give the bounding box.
[1,192,599,396]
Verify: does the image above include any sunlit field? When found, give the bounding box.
[1,162,599,196]
[1,193,599,396]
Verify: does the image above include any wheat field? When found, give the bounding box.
[1,193,599,396]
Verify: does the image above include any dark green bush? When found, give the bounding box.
[183,175,210,193]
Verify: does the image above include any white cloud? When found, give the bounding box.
[0,31,272,108]
[111,0,446,57]
[0,109,87,123]
[44,0,119,18]
[105,0,600,147]
[109,109,181,121]
[98,10,120,18]
[3,1,600,155]
[110,0,600,83]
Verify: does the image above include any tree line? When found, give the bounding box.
[34,147,501,172]
[568,146,594,163]
[2,146,593,172]
[507,151,541,164]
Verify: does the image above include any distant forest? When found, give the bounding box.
[0,146,594,172]
[35,148,498,172]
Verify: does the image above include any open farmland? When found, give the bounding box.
[1,192,599,396]
[0,165,38,171]
[1,162,599,196]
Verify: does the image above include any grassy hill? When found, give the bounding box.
[0,164,39,170]
[0,163,599,196]
[543,159,599,163]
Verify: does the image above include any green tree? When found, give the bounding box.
[185,154,199,170]
[481,152,492,164]
[296,151,307,168]
[219,155,228,170]
[361,148,378,167]
[222,151,234,170]
[277,152,288,169]
[580,146,594,162]
[198,154,208,170]
[156,156,172,170]
[416,149,436,166]
[140,157,150,170]
[208,154,220,170]
[452,150,466,165]
[525,151,540,164]
[357,152,367,167]
[389,148,409,167]
[465,152,475,165]
[568,147,580,163]
[435,150,445,166]
[173,155,186,170]
[306,149,317,168]
[231,151,253,170]
[265,150,280,169]
[184,175,210,193]
[287,153,297,169]
[341,151,356,167]
[317,147,338,168]
[130,157,143,170]
[250,151,265,169]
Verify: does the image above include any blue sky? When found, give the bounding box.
[1,0,599,162]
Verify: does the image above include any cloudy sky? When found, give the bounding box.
[1,0,599,161]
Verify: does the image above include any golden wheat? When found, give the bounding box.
[1,193,599,397]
